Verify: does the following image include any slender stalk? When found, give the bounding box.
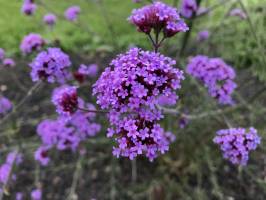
[78,107,109,114]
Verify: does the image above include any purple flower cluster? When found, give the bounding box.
[73,64,99,83]
[197,30,209,42]
[52,86,78,118]
[128,1,188,37]
[35,102,101,165]
[3,58,16,67]
[93,48,183,161]
[64,6,80,22]
[43,13,57,26]
[214,127,261,166]
[20,33,46,54]
[229,8,247,20]
[31,189,42,200]
[21,0,37,16]
[0,96,12,115]
[29,48,71,83]
[180,0,198,18]
[186,55,237,105]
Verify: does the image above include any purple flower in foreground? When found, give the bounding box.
[43,13,57,26]
[94,48,184,161]
[197,30,209,41]
[21,0,37,16]
[180,0,198,18]
[64,6,80,21]
[3,58,15,67]
[0,164,11,184]
[29,48,71,83]
[52,86,79,117]
[229,8,247,20]
[20,33,45,54]
[0,96,12,115]
[214,127,260,166]
[31,189,42,200]
[129,1,188,37]
[186,55,237,105]
[0,48,5,60]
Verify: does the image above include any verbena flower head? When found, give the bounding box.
[180,0,198,18]
[94,48,184,160]
[0,96,12,115]
[64,6,80,21]
[128,1,188,37]
[0,48,5,60]
[229,8,247,20]
[20,33,46,54]
[73,64,99,83]
[21,0,37,16]
[43,13,57,26]
[16,192,23,200]
[0,163,11,184]
[3,58,15,67]
[214,127,261,166]
[31,189,42,200]
[197,30,209,41]
[29,48,71,83]
[34,146,50,166]
[52,86,79,117]
[186,55,237,105]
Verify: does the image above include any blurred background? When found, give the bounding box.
[0,0,266,199]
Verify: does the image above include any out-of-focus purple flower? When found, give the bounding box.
[64,6,80,21]
[29,48,71,83]
[196,7,208,16]
[21,0,37,16]
[43,13,57,26]
[214,127,261,166]
[3,58,15,67]
[179,116,189,129]
[0,48,5,60]
[197,30,209,42]
[31,189,42,200]
[0,96,12,115]
[20,33,45,54]
[94,48,184,161]
[52,86,78,117]
[180,0,198,18]
[132,0,142,3]
[73,64,99,83]
[129,2,188,37]
[34,146,50,166]
[186,55,237,105]
[16,192,23,200]
[229,8,247,20]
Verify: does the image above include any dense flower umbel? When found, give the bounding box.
[43,13,57,26]
[31,189,42,200]
[29,48,71,83]
[73,64,99,83]
[3,58,15,67]
[214,127,261,166]
[128,1,188,37]
[20,33,45,54]
[180,0,198,18]
[94,48,183,160]
[186,55,237,105]
[0,96,12,115]
[21,0,37,16]
[35,103,101,165]
[0,48,5,60]
[197,30,209,41]
[52,86,78,117]
[64,6,80,21]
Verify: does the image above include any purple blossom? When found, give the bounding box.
[214,127,261,166]
[229,8,247,20]
[180,0,198,18]
[0,96,12,115]
[31,189,42,200]
[3,58,15,67]
[52,86,79,117]
[29,48,71,83]
[34,146,50,166]
[94,48,184,161]
[0,48,5,60]
[64,6,80,21]
[43,13,57,26]
[16,192,23,200]
[20,33,45,54]
[128,1,188,37]
[186,55,237,105]
[79,64,98,77]
[21,0,37,16]
[197,30,209,42]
